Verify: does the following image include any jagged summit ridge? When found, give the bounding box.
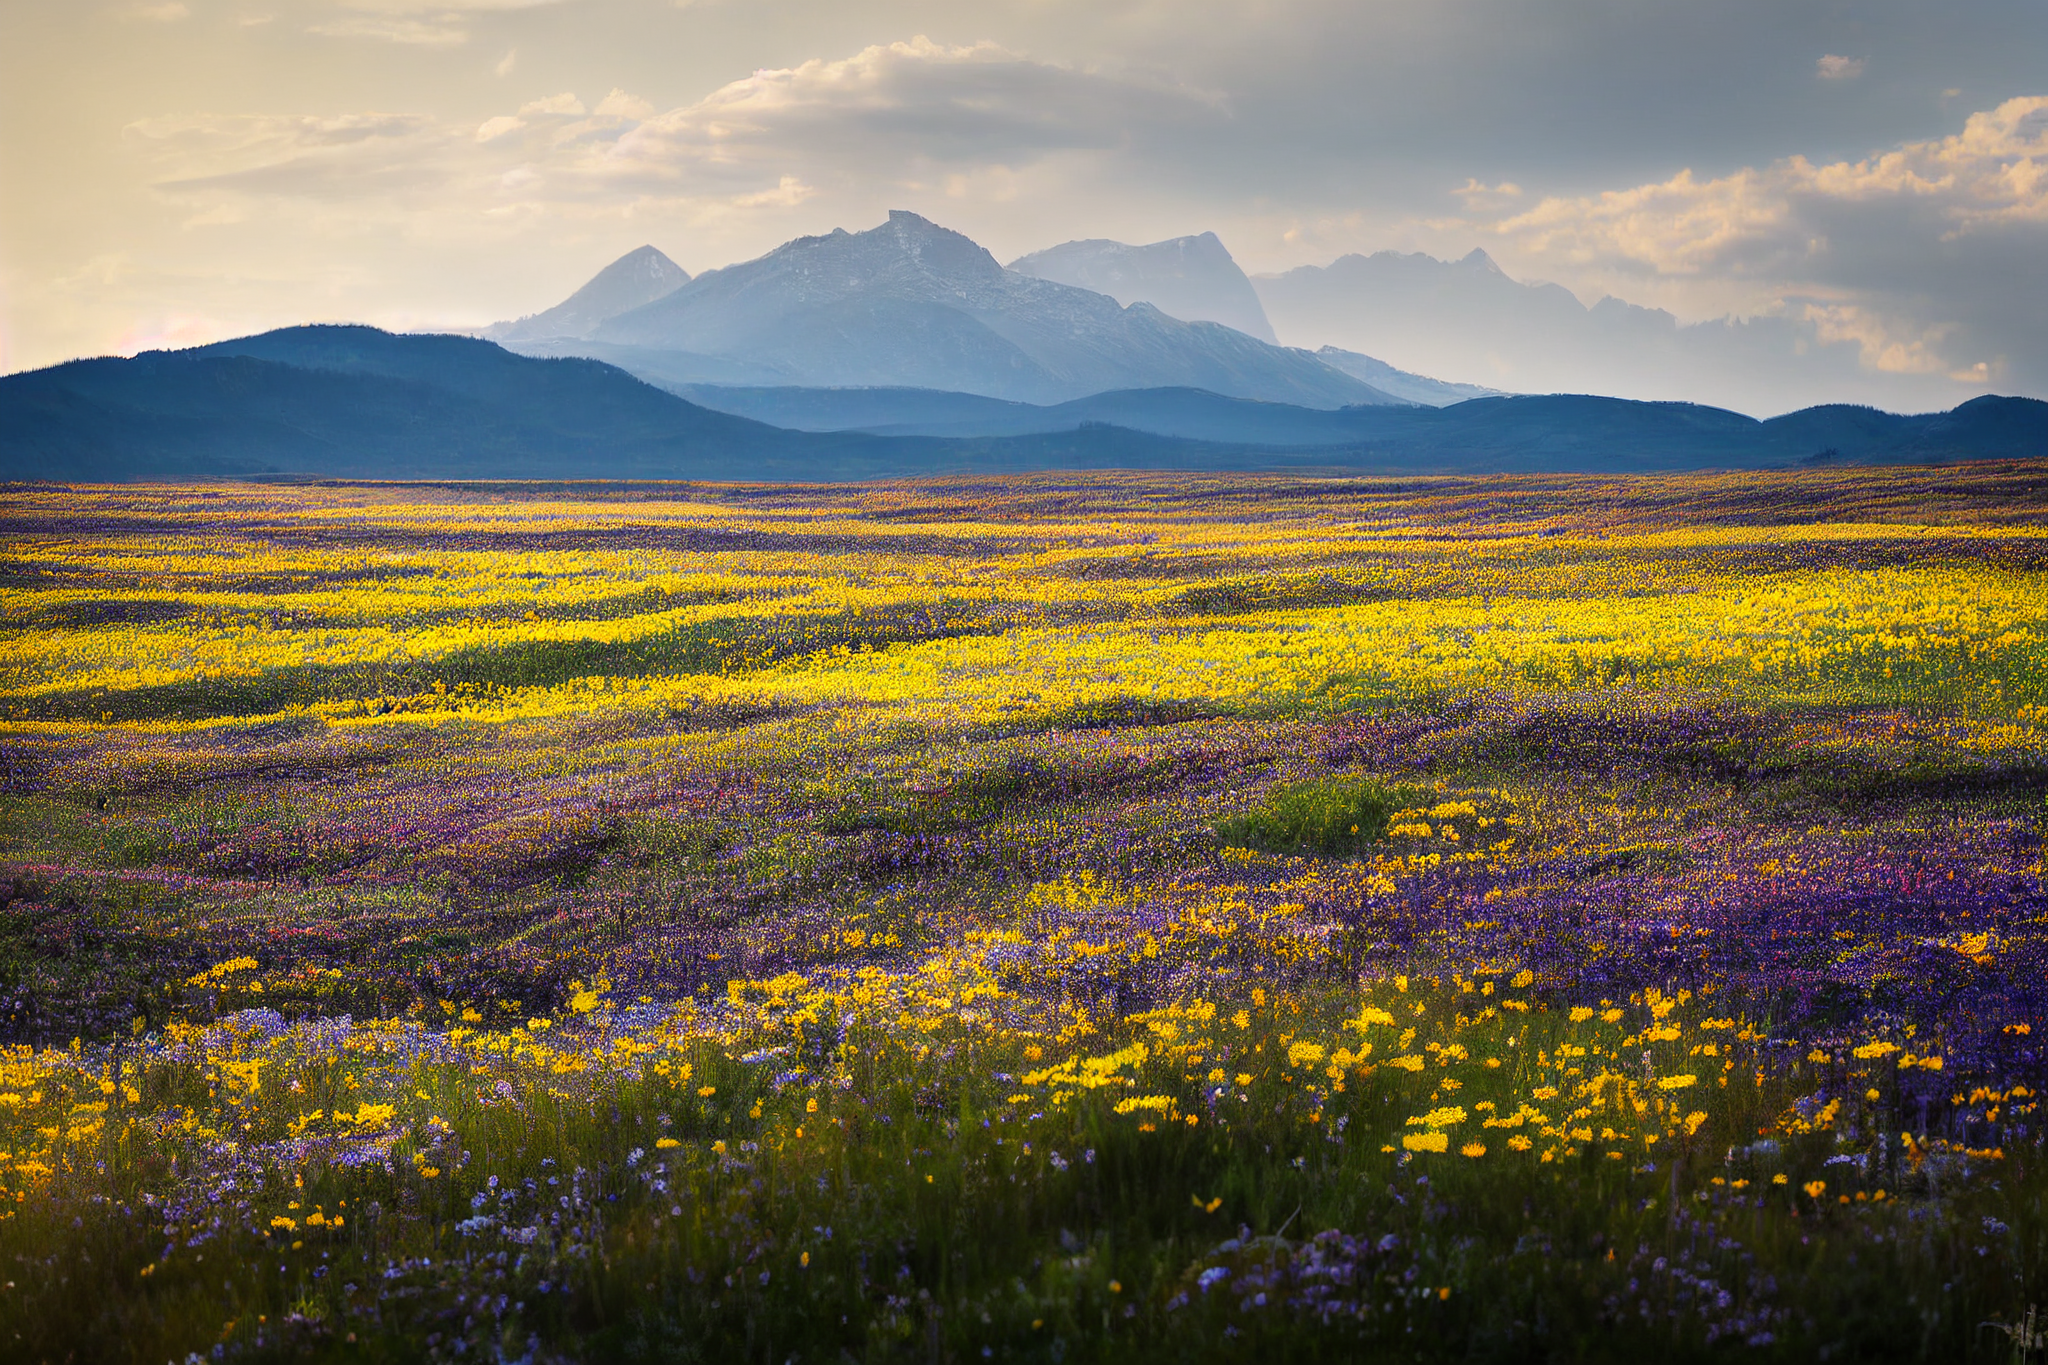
[574,211,1396,407]
[1008,231,1278,343]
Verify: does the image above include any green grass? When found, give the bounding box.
[1215,778,1419,859]
[3,981,2038,1363]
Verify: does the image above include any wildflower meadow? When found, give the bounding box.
[1,466,2044,1363]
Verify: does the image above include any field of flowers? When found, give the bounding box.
[1,466,2045,1363]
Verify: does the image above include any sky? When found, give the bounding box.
[3,0,2044,409]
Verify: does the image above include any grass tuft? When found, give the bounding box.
[1216,777,1417,858]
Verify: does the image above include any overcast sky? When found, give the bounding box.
[3,0,2044,404]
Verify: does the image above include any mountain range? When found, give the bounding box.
[507,212,1399,409]
[665,382,1484,444]
[1250,248,1960,415]
[1007,232,1279,344]
[3,209,2039,483]
[4,323,2040,484]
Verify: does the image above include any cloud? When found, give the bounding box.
[127,33,1222,237]
[494,48,517,76]
[1816,54,1866,81]
[309,0,574,45]
[308,15,471,43]
[130,2,192,20]
[1480,96,2048,384]
[126,111,446,200]
[1452,178,1523,211]
[1492,96,2048,271]
[593,36,1224,193]
[520,93,584,115]
[593,89,654,120]
[732,175,815,209]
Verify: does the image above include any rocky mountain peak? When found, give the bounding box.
[1006,231,1277,342]
[479,244,688,342]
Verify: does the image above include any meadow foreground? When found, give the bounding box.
[1,468,2044,1362]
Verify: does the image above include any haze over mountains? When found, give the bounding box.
[4,209,2040,484]
[480,246,689,344]
[1007,233,1278,344]
[1305,348,1500,408]
[507,212,1398,409]
[6,323,2041,485]
[476,210,1928,426]
[1251,249,1951,416]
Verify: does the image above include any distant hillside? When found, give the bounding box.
[580,211,1397,408]
[2,327,2039,483]
[1301,393,2048,470]
[0,326,872,482]
[664,384,2045,465]
[1007,233,1278,343]
[669,384,1416,444]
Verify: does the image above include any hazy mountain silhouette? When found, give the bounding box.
[668,384,1424,443]
[1252,248,1978,415]
[3,327,2039,483]
[569,211,1397,408]
[1007,233,1278,343]
[0,326,875,481]
[479,246,689,343]
[1310,347,1502,407]
[1001,233,1506,405]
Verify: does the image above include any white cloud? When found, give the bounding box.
[131,2,192,21]
[1800,303,1953,375]
[591,37,1222,194]
[594,89,654,119]
[127,34,1219,228]
[309,0,575,45]
[1452,178,1522,211]
[494,48,517,76]
[128,111,435,164]
[126,111,447,201]
[519,92,585,115]
[1477,96,2048,382]
[732,175,815,209]
[1491,96,2048,272]
[308,15,471,43]
[1816,54,1866,81]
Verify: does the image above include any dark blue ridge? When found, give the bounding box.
[3,325,2042,482]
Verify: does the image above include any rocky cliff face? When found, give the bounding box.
[1008,232,1278,343]
[589,212,1391,407]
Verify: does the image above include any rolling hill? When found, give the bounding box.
[3,326,2040,483]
